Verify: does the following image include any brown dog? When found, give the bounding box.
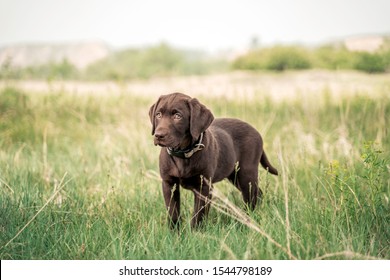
[149,93,278,228]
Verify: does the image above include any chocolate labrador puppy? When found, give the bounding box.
[149,92,278,228]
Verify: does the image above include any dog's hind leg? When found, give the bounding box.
[236,168,262,210]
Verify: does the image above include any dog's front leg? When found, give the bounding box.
[191,177,212,228]
[162,179,180,229]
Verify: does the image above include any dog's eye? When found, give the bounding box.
[156,112,162,119]
[173,113,182,120]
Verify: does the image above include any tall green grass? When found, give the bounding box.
[0,83,389,259]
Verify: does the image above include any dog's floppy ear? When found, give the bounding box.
[188,98,214,140]
[149,97,161,135]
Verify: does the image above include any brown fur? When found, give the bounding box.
[149,92,278,228]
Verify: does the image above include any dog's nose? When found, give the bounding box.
[154,132,166,140]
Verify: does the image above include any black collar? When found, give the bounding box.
[167,133,205,159]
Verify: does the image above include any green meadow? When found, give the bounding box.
[0,71,389,259]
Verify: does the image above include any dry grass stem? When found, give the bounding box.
[315,250,382,260]
[0,177,14,194]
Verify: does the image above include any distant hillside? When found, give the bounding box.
[0,42,111,69]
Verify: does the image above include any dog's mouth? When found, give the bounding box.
[154,140,166,147]
[156,142,181,150]
[154,137,179,149]
[156,142,168,148]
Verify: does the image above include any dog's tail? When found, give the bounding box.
[260,151,278,175]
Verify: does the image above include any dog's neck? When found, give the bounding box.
[167,133,205,159]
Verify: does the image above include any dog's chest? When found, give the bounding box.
[166,156,208,180]
[171,159,196,178]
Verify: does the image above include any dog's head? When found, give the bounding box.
[149,93,214,150]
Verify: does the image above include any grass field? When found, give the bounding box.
[0,71,389,259]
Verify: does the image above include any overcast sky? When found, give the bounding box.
[1,0,389,51]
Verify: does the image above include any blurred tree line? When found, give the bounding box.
[0,57,79,80]
[0,43,227,81]
[1,40,390,81]
[233,40,390,73]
